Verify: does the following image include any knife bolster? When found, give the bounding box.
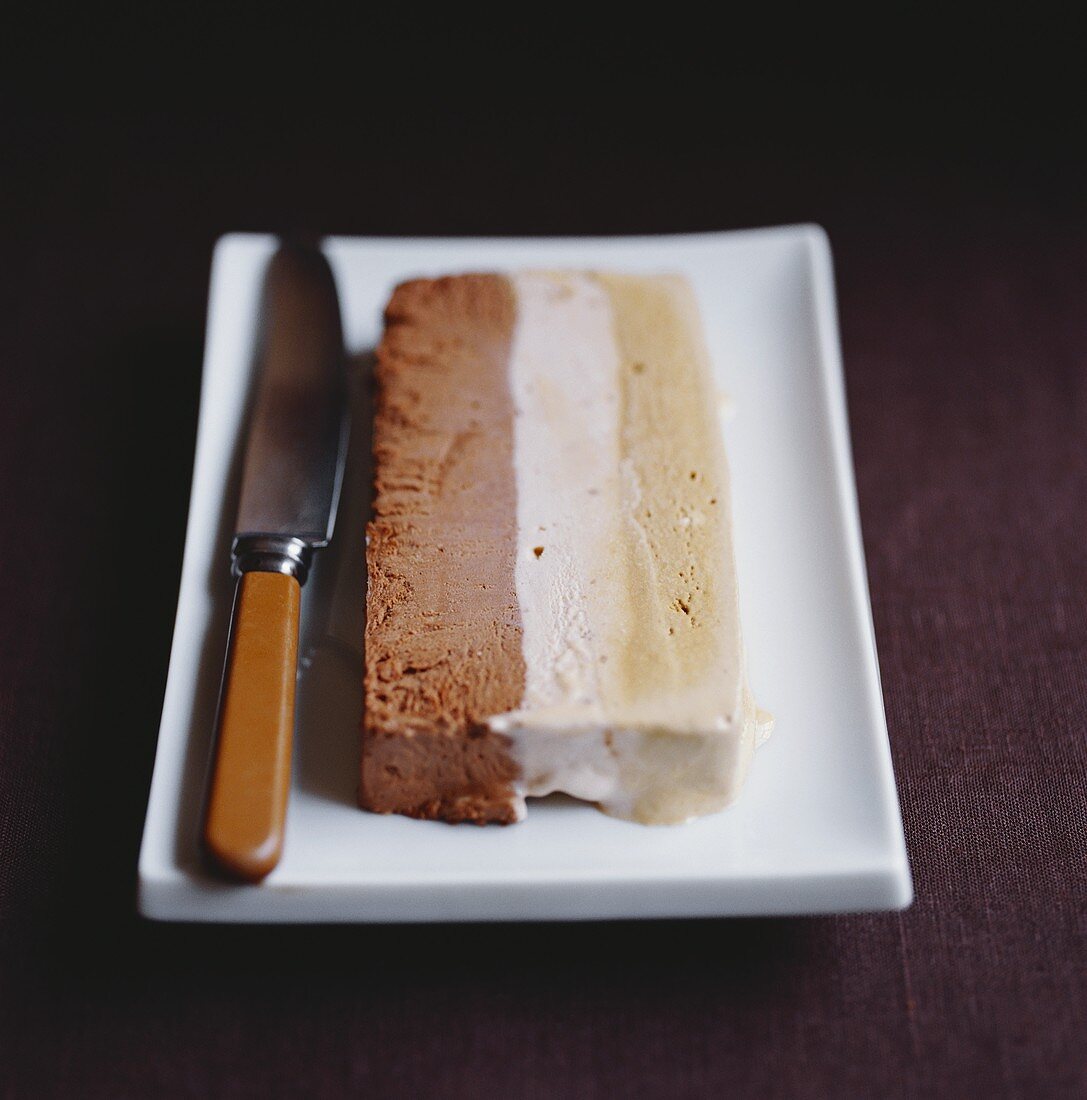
[232,534,315,585]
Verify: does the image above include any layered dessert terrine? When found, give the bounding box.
[362,271,770,824]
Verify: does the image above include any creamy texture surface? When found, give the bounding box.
[491,272,771,823]
[503,273,631,719]
[363,270,769,826]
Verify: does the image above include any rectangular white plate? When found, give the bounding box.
[138,227,912,922]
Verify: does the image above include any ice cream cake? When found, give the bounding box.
[362,271,770,825]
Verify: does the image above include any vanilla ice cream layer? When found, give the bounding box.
[489,272,771,824]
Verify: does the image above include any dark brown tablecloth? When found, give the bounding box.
[1,20,1084,1097]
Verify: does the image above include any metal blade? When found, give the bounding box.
[236,241,349,546]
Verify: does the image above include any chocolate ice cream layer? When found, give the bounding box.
[361,275,525,823]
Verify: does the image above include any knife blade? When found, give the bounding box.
[203,240,349,883]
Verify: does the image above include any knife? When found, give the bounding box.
[203,240,349,883]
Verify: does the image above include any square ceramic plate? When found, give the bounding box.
[137,227,912,922]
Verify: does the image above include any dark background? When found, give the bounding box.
[2,10,1085,1098]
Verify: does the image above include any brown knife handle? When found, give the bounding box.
[203,570,300,883]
